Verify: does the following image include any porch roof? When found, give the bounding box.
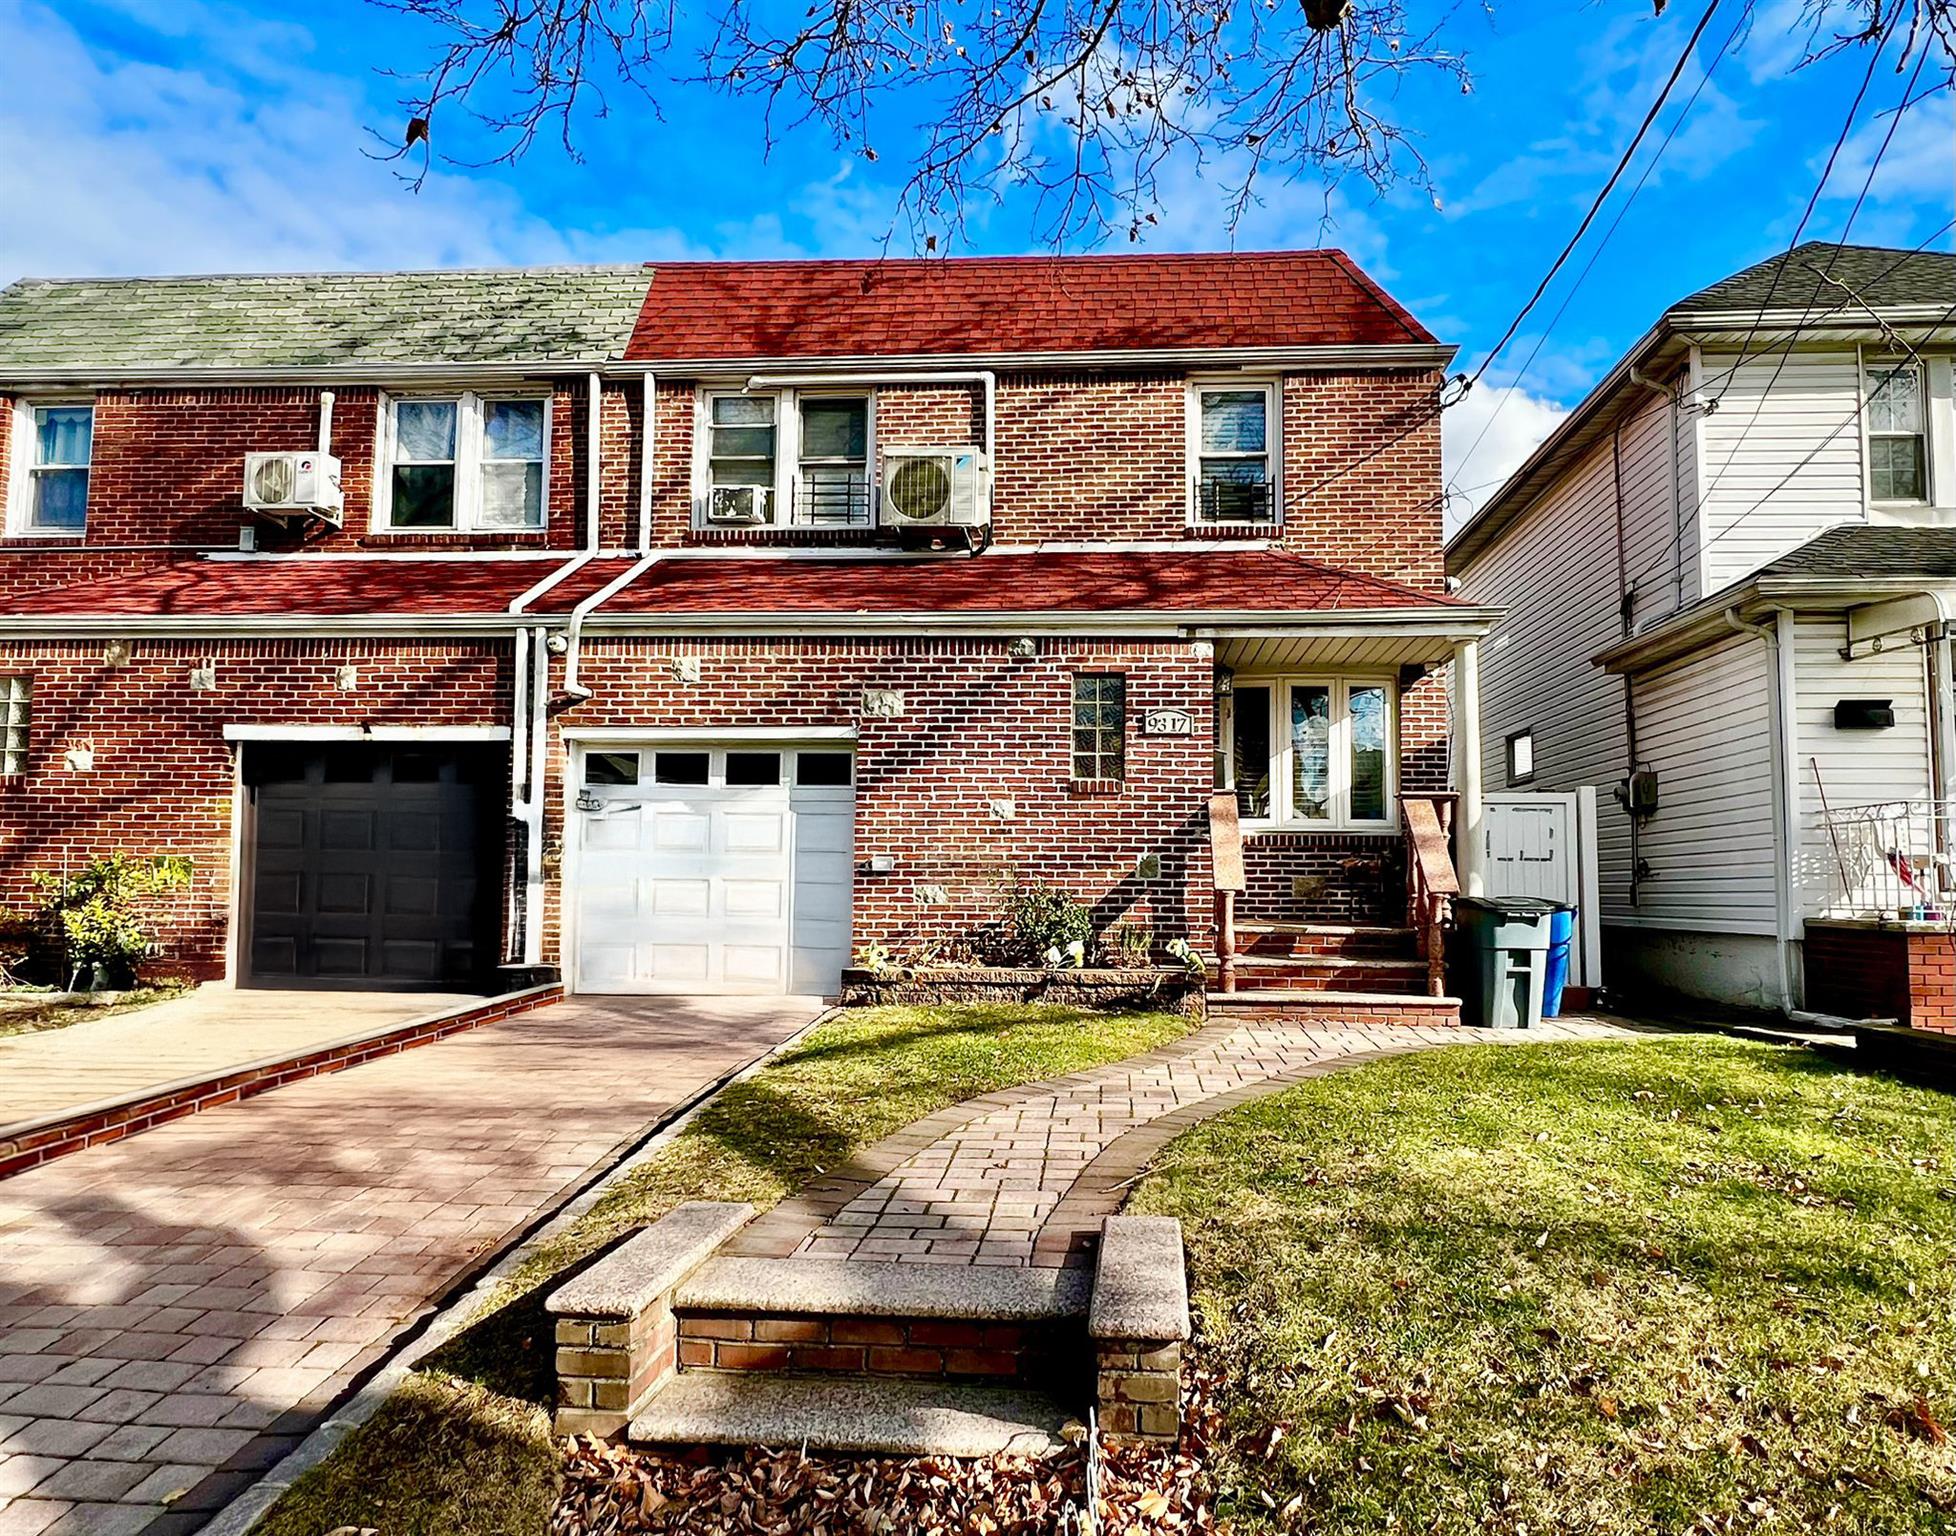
[1595,525,1956,674]
[0,547,1496,643]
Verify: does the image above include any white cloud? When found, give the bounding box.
[1442,381,1570,527]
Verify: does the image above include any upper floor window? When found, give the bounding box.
[12,404,92,535]
[698,389,874,530]
[1189,383,1278,526]
[1867,361,1928,504]
[379,394,548,532]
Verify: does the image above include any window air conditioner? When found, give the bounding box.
[880,447,990,530]
[707,484,772,524]
[242,452,344,526]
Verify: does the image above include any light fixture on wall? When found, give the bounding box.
[546,632,570,655]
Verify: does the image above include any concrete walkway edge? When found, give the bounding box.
[192,1005,838,1536]
[0,987,565,1180]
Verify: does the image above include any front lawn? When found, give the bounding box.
[255,1002,1194,1536]
[1132,1036,1956,1534]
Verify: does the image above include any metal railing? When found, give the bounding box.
[1814,797,1956,922]
[1192,478,1276,525]
[793,475,874,527]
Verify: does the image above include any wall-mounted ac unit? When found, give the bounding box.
[707,484,772,524]
[242,452,343,526]
[881,447,989,530]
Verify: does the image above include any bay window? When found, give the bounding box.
[380,393,548,532]
[699,389,874,529]
[1219,678,1395,828]
[1189,382,1278,525]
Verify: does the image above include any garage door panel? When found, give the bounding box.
[721,944,787,987]
[654,810,708,852]
[650,943,712,983]
[650,878,710,916]
[589,809,645,851]
[246,745,496,988]
[722,811,786,853]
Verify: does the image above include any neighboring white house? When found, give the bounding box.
[1448,242,1956,1016]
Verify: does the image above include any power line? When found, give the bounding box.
[1445,3,1751,495]
[1463,0,1725,393]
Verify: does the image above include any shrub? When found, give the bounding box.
[1103,922,1155,967]
[32,853,193,989]
[1003,880,1093,965]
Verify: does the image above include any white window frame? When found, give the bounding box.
[1219,675,1396,831]
[1863,355,1931,508]
[8,399,94,539]
[692,387,877,530]
[1506,728,1536,786]
[373,391,552,534]
[1185,378,1281,528]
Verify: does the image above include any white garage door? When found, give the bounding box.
[573,743,854,995]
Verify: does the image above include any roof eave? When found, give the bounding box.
[0,359,628,388]
[620,342,1457,374]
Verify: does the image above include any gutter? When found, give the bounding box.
[560,553,664,699]
[618,342,1457,376]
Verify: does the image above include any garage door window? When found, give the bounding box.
[796,751,852,787]
[726,751,781,785]
[655,752,710,785]
[586,751,640,786]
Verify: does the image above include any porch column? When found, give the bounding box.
[1453,638,1486,897]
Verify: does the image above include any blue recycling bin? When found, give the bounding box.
[1542,906,1576,1017]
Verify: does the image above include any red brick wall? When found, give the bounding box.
[1802,921,1956,1031]
[0,639,510,980]
[542,636,1217,962]
[991,373,1184,543]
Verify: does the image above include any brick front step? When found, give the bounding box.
[632,1372,1073,1458]
[1236,921,1418,959]
[1206,989,1463,1027]
[1213,954,1430,994]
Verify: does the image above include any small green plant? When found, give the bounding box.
[1003,879,1093,965]
[33,853,193,990]
[1103,922,1155,968]
[852,941,897,978]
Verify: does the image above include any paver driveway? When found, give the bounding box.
[0,995,822,1536]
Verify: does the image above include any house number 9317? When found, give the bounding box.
[1142,708,1195,736]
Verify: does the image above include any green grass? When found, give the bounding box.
[1131,1035,1956,1535]
[253,1002,1193,1536]
[0,982,188,1038]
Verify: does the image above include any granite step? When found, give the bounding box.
[1205,988,1463,1026]
[675,1257,1091,1321]
[630,1372,1077,1458]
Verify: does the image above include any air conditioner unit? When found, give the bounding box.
[881,447,990,530]
[242,451,343,525]
[707,484,772,524]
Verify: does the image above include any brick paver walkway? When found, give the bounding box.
[0,989,483,1126]
[728,1015,1639,1270]
[0,995,821,1536]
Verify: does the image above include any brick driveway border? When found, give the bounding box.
[0,995,823,1536]
[726,1016,1646,1270]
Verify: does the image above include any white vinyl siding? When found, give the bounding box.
[1455,385,1682,924]
[1623,634,1779,935]
[1791,615,1935,921]
[1696,350,1864,592]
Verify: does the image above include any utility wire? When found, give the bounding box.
[1445,2,1751,497]
[1462,0,1724,393]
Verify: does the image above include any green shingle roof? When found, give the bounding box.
[0,266,652,372]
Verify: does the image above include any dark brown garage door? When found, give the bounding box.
[245,744,500,987]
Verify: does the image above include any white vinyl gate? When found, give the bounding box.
[1484,788,1603,990]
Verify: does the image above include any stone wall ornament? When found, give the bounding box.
[861,689,906,718]
[188,662,218,692]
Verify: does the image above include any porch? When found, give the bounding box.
[1196,626,1485,1025]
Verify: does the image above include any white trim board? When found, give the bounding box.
[559,726,857,743]
[221,725,511,742]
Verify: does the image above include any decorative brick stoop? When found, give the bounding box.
[548,1204,1193,1455]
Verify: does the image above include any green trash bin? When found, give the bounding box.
[1454,897,1562,1029]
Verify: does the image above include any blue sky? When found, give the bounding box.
[1,0,1948,513]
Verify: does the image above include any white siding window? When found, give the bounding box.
[378,394,548,532]
[1867,361,1928,504]
[1188,382,1279,526]
[1221,678,1394,829]
[12,405,93,535]
[0,676,29,775]
[1506,729,1536,785]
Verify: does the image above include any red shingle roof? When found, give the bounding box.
[627,251,1434,362]
[7,550,1456,621]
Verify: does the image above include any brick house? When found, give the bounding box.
[0,253,1495,1019]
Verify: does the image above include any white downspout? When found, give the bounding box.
[317,390,335,454]
[562,552,664,700]
[638,372,656,552]
[1726,605,1798,1011]
[586,372,603,553]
